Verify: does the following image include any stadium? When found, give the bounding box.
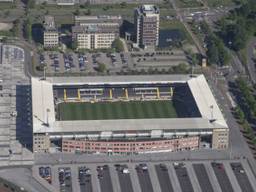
[32,74,229,154]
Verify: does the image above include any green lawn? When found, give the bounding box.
[175,0,203,8]
[0,2,16,10]
[206,0,234,7]
[57,100,177,120]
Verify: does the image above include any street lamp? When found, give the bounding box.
[210,105,214,120]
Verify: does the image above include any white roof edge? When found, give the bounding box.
[187,75,228,128]
[46,74,193,85]
[32,77,55,133]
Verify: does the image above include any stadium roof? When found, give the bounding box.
[51,118,226,133]
[46,75,192,85]
[32,74,228,134]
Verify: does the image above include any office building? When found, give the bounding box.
[134,5,160,49]
[43,16,59,48]
[72,16,121,50]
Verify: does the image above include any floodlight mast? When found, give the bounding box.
[34,114,49,127]
[43,66,46,80]
[210,105,214,120]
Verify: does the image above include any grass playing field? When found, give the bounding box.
[57,100,177,120]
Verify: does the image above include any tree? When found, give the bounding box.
[11,19,20,37]
[235,107,245,123]
[27,0,35,9]
[206,33,230,66]
[4,10,10,18]
[71,40,78,50]
[218,46,230,66]
[120,2,127,8]
[97,63,106,73]
[41,2,47,8]
[1,37,8,43]
[221,23,247,51]
[111,38,124,52]
[84,9,91,16]
[24,18,32,41]
[173,63,189,74]
[206,38,218,65]
[74,9,80,16]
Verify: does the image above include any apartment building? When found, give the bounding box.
[134,5,160,49]
[43,16,59,48]
[72,16,121,50]
[72,25,117,49]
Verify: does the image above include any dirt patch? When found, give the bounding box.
[0,23,12,31]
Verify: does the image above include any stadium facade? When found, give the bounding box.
[32,75,229,154]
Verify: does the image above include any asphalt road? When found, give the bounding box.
[193,164,214,192]
[155,164,174,192]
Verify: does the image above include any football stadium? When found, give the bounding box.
[32,75,229,154]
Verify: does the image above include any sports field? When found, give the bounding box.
[57,100,178,120]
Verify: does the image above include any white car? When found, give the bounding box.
[122,168,129,174]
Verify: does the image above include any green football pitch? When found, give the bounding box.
[57,100,177,120]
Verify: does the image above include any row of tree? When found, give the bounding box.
[235,77,256,144]
[235,106,256,144]
[236,77,256,118]
[24,18,32,42]
[198,21,230,66]
[206,33,230,66]
[217,0,256,51]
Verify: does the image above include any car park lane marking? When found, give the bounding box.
[223,162,242,192]
[186,162,202,192]
[241,160,256,191]
[155,164,174,192]
[168,163,182,192]
[71,165,80,192]
[148,163,161,192]
[127,163,142,192]
[109,165,121,192]
[87,164,101,192]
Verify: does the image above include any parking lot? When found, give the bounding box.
[211,162,234,192]
[193,164,214,192]
[97,165,113,192]
[155,164,174,192]
[58,167,72,192]
[136,163,154,192]
[174,162,194,192]
[34,160,256,192]
[38,50,189,76]
[78,166,92,192]
[230,162,254,192]
[115,164,133,192]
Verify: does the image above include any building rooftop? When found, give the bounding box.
[32,74,228,134]
[47,75,192,85]
[44,16,56,31]
[75,15,122,26]
[72,25,119,34]
[137,4,159,15]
